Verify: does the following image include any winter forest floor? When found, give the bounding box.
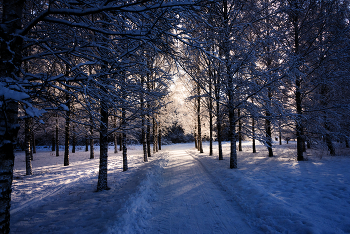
[10,141,350,234]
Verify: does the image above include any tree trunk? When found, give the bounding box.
[97,99,109,191]
[119,133,123,152]
[153,116,157,153]
[142,118,147,162]
[252,116,256,153]
[25,118,33,175]
[265,111,273,157]
[293,5,304,161]
[0,101,19,234]
[158,128,162,150]
[113,116,118,154]
[216,99,223,160]
[72,125,76,153]
[146,117,151,157]
[0,1,24,232]
[64,91,70,166]
[209,79,213,156]
[56,113,59,156]
[279,122,282,145]
[85,133,89,152]
[122,106,128,171]
[229,107,237,169]
[194,125,198,149]
[29,123,33,161]
[266,88,273,157]
[197,84,203,153]
[90,118,94,159]
[140,74,147,161]
[238,109,242,152]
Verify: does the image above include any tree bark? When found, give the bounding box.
[25,118,33,175]
[197,84,203,153]
[238,109,242,152]
[158,128,162,150]
[119,133,123,152]
[122,73,128,171]
[113,116,118,154]
[209,78,213,156]
[216,92,223,160]
[252,116,256,153]
[72,124,76,153]
[56,113,59,156]
[292,2,304,161]
[140,74,147,161]
[0,1,24,232]
[64,91,70,166]
[153,116,158,153]
[97,98,109,191]
[90,117,94,159]
[85,132,89,152]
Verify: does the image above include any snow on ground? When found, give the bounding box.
[10,141,350,233]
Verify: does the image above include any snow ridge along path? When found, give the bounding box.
[145,146,258,234]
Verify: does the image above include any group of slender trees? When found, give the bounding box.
[1,0,350,233]
[180,0,350,168]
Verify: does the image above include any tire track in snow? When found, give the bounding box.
[147,149,257,234]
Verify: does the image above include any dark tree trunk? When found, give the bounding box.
[97,98,109,191]
[238,109,242,152]
[140,74,147,161]
[0,1,24,232]
[29,123,33,161]
[158,128,162,150]
[217,99,223,160]
[209,79,213,156]
[146,117,151,157]
[265,111,273,157]
[64,91,70,166]
[113,116,118,154]
[85,130,90,152]
[197,85,203,153]
[252,116,256,153]
[279,122,282,145]
[194,126,198,149]
[56,113,59,156]
[72,125,76,153]
[122,106,128,171]
[266,88,273,157]
[90,118,94,159]
[85,132,88,152]
[119,133,122,152]
[229,107,237,169]
[142,119,147,162]
[292,5,304,161]
[223,0,237,168]
[25,118,32,175]
[153,116,158,153]
[122,131,128,171]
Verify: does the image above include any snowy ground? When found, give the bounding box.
[10,141,350,233]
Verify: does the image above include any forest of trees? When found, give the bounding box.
[1,0,350,233]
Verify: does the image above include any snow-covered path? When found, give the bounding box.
[10,142,350,233]
[146,148,258,234]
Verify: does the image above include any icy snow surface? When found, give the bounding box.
[10,141,350,233]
